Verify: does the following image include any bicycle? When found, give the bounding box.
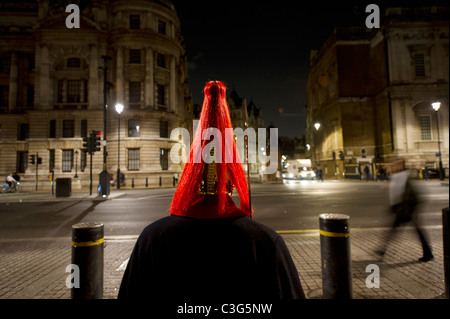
[1,182,21,193]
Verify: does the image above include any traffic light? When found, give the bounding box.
[37,157,42,165]
[91,130,101,153]
[82,136,92,154]
[339,151,345,161]
[30,154,35,165]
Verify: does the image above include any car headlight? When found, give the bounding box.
[282,174,286,178]
[289,173,294,178]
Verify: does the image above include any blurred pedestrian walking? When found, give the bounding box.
[375,160,434,262]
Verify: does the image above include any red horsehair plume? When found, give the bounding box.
[170,81,252,218]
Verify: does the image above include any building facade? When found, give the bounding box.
[0,0,192,190]
[306,6,449,180]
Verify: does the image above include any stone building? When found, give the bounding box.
[0,0,192,191]
[227,89,265,177]
[306,6,448,180]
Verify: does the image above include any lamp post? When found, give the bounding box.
[74,150,78,178]
[432,102,444,180]
[115,103,124,189]
[314,122,321,166]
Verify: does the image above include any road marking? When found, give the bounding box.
[116,258,129,271]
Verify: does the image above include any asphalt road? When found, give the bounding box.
[0,181,448,240]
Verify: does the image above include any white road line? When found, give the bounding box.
[116,258,129,271]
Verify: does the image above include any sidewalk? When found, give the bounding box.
[0,189,127,203]
[0,225,446,299]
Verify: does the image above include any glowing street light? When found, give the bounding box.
[314,122,321,131]
[115,103,124,189]
[432,102,444,180]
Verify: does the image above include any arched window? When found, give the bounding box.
[67,57,81,68]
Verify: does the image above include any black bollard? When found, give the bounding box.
[443,207,449,299]
[319,213,353,299]
[145,177,148,188]
[131,178,134,188]
[71,222,104,299]
[159,176,162,187]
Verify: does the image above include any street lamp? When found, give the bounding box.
[74,150,78,178]
[314,122,321,131]
[432,101,444,180]
[314,122,321,167]
[115,103,124,189]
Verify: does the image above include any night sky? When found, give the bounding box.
[170,0,444,139]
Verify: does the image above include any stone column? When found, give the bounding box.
[88,45,98,109]
[39,44,50,110]
[8,52,18,112]
[169,55,176,113]
[116,47,124,104]
[145,47,154,108]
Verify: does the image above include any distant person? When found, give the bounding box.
[364,165,370,181]
[316,166,323,182]
[6,173,17,191]
[423,167,429,181]
[119,81,305,300]
[375,161,434,262]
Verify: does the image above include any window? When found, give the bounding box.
[413,53,426,77]
[57,80,64,103]
[160,120,168,138]
[157,84,165,105]
[0,85,9,107]
[157,53,166,68]
[19,123,29,141]
[128,148,140,171]
[67,80,81,103]
[129,14,140,29]
[129,81,141,103]
[0,56,10,74]
[16,151,28,173]
[49,149,55,172]
[49,120,56,138]
[81,119,87,138]
[160,148,169,170]
[62,149,74,172]
[419,116,431,140]
[128,119,140,137]
[158,20,166,34]
[67,58,81,68]
[63,120,75,138]
[80,149,87,172]
[26,85,34,107]
[129,49,141,64]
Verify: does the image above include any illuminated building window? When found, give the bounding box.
[128,119,140,137]
[128,148,140,171]
[160,148,169,170]
[413,53,426,77]
[62,149,74,172]
[129,81,141,103]
[419,116,431,140]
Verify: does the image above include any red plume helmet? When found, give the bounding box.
[170,81,252,218]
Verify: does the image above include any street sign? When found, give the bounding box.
[436,152,441,157]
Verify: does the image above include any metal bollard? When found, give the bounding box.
[145,177,148,188]
[319,213,353,299]
[443,207,449,299]
[159,176,162,187]
[131,178,134,188]
[71,222,104,299]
